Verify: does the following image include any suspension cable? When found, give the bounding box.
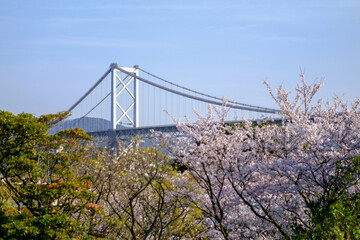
[70,74,131,128]
[118,67,280,114]
[138,67,279,113]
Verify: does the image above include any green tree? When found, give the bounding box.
[0,111,96,239]
[74,137,206,239]
[291,156,360,240]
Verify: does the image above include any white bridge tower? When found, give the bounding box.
[110,63,139,129]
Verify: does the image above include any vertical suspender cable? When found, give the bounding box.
[159,87,161,125]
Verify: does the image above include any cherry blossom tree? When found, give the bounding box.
[158,75,360,239]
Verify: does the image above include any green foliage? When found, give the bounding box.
[0,212,79,240]
[0,110,204,239]
[291,193,360,240]
[291,156,360,240]
[0,110,95,239]
[74,138,206,239]
[169,158,188,173]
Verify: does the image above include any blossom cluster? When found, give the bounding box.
[157,76,360,239]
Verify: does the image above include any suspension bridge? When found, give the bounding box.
[50,63,280,142]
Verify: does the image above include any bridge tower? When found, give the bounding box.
[110,63,139,129]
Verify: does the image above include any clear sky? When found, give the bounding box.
[0,0,359,116]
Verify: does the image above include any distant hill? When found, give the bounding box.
[49,117,127,134]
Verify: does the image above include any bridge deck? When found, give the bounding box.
[86,119,283,142]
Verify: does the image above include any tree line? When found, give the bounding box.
[1,76,359,239]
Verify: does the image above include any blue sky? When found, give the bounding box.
[0,0,359,116]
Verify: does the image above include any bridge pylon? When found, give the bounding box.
[110,63,139,129]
